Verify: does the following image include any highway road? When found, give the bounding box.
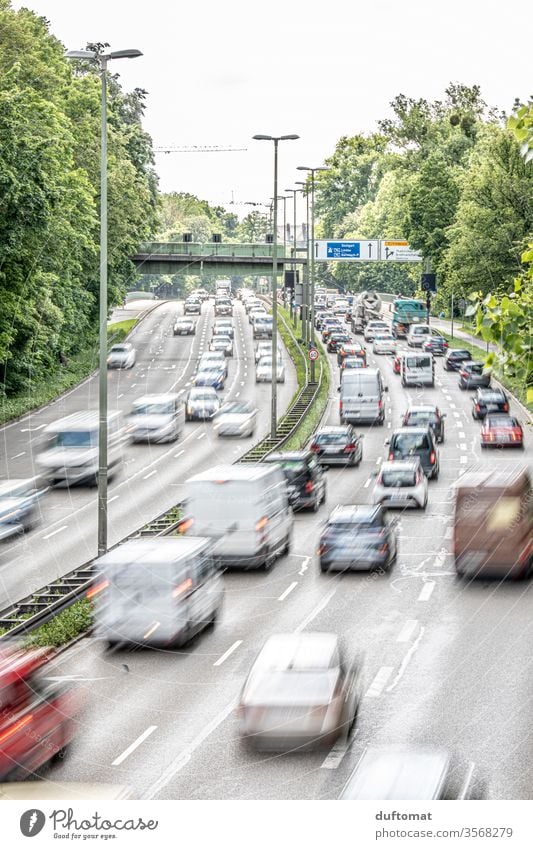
[0,298,297,607]
[41,318,533,801]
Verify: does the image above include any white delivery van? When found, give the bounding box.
[37,411,124,486]
[401,353,435,387]
[93,537,223,648]
[339,368,387,425]
[180,464,293,569]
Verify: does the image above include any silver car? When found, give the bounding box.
[372,333,397,355]
[107,342,135,369]
[238,633,361,750]
[213,401,256,437]
[0,477,48,540]
[209,335,233,357]
[127,394,182,443]
[256,355,285,383]
[213,319,234,339]
[372,458,428,509]
[363,321,389,342]
[185,387,221,421]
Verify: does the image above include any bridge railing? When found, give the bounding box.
[137,242,287,258]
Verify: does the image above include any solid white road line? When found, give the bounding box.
[364,478,371,488]
[321,740,350,770]
[42,526,68,540]
[396,620,418,643]
[197,433,206,440]
[365,666,394,698]
[108,495,120,504]
[174,450,184,459]
[143,469,157,480]
[386,627,425,692]
[10,452,25,459]
[278,581,298,601]
[213,640,243,667]
[112,725,158,767]
[418,581,436,601]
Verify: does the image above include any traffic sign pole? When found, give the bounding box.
[451,292,454,339]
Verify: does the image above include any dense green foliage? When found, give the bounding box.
[0,2,157,397]
[157,191,239,241]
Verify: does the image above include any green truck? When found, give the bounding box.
[391,298,427,338]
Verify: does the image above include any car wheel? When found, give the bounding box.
[312,497,321,512]
[459,383,465,390]
[433,468,439,480]
[283,534,291,555]
[319,560,329,573]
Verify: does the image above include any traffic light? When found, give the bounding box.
[421,273,436,293]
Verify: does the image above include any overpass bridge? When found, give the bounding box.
[132,242,306,277]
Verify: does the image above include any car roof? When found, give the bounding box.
[392,426,432,435]
[315,425,351,434]
[447,348,471,355]
[265,451,311,462]
[95,536,211,566]
[44,411,121,432]
[329,504,381,522]
[340,747,450,800]
[406,405,439,413]
[132,394,179,406]
[189,386,217,395]
[477,387,504,396]
[0,479,40,496]
[187,463,283,483]
[379,458,422,471]
[254,633,339,671]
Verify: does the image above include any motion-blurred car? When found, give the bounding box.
[193,365,225,390]
[0,647,84,780]
[315,310,328,329]
[209,335,233,357]
[321,320,343,341]
[309,425,362,466]
[238,633,361,750]
[407,323,431,347]
[0,477,48,540]
[480,414,524,448]
[318,504,397,572]
[363,320,389,342]
[472,387,508,419]
[340,356,366,371]
[327,332,351,353]
[263,450,327,512]
[213,318,234,338]
[339,747,481,799]
[385,427,439,479]
[256,355,285,383]
[392,352,403,374]
[255,340,280,363]
[107,343,135,369]
[37,411,124,486]
[185,387,221,421]
[213,401,257,437]
[184,297,201,315]
[198,351,228,378]
[402,404,446,443]
[127,394,182,443]
[252,314,273,339]
[248,305,267,324]
[422,335,448,356]
[372,332,397,355]
[443,348,472,371]
[337,342,366,366]
[372,458,428,509]
[458,361,491,389]
[173,317,196,336]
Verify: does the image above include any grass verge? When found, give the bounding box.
[0,319,138,426]
[21,599,93,648]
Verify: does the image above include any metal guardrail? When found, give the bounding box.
[0,303,325,640]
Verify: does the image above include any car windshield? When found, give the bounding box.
[190,390,216,401]
[381,469,417,487]
[110,345,127,353]
[271,461,307,479]
[51,431,97,448]
[452,351,470,358]
[406,411,438,424]
[486,416,517,428]
[480,391,504,402]
[315,432,349,444]
[392,433,430,452]
[212,337,229,345]
[406,357,431,368]
[199,367,223,376]
[344,358,364,367]
[133,402,174,415]
[328,519,379,532]
[467,363,483,374]
[220,403,252,415]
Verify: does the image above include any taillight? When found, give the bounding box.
[317,542,327,555]
[430,452,436,464]
[304,481,314,493]
[475,404,480,411]
[178,518,194,534]
[255,516,268,532]
[378,400,383,409]
[344,443,356,452]
[460,370,467,378]
[503,403,508,412]
[339,401,343,412]
[173,577,193,598]
[388,452,394,461]
[310,443,319,452]
[86,579,109,599]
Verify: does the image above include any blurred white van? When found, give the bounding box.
[93,537,223,648]
[179,464,292,569]
[37,411,124,486]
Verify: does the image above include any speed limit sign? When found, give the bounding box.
[308,347,319,361]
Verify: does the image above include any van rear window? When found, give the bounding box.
[406,357,431,369]
[392,433,430,452]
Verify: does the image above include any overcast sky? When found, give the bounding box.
[12,0,531,217]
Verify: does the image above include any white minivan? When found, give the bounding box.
[37,411,124,486]
[407,323,431,347]
[179,464,293,569]
[401,353,435,387]
[93,537,223,648]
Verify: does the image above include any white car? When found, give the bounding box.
[127,394,182,443]
[372,458,428,509]
[209,335,233,357]
[213,401,257,437]
[372,333,397,355]
[407,324,432,347]
[213,319,234,338]
[363,321,389,342]
[255,355,285,383]
[255,341,281,363]
[249,306,267,324]
[198,351,228,378]
[107,343,136,369]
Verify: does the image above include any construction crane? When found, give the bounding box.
[154,145,247,154]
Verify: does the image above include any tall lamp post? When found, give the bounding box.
[295,180,310,345]
[253,134,299,439]
[297,166,329,382]
[66,47,142,556]
[285,187,304,326]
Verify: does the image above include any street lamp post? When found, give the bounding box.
[253,134,299,439]
[297,166,329,383]
[285,187,303,327]
[295,181,309,345]
[66,47,142,556]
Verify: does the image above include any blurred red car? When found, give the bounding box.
[392,353,403,374]
[0,647,83,780]
[481,415,523,449]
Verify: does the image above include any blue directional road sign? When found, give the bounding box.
[315,239,380,261]
[326,241,360,259]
